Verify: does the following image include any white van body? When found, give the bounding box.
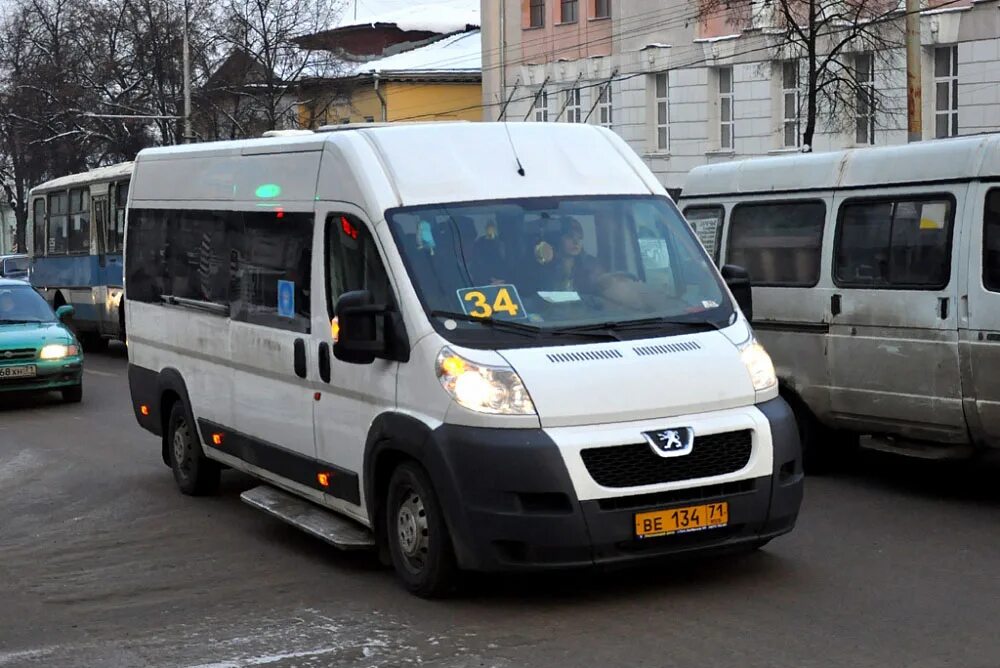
[126,123,802,595]
[679,134,1000,460]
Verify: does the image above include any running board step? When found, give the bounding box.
[241,485,375,550]
[861,436,975,460]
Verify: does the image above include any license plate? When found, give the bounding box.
[0,365,37,379]
[634,502,729,539]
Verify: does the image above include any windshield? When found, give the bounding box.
[387,196,732,346]
[0,286,56,323]
[3,257,28,275]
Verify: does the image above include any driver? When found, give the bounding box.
[535,217,604,293]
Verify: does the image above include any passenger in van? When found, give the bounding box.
[470,220,508,285]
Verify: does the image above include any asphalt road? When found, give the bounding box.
[1,346,999,668]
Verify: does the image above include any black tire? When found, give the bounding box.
[385,462,459,598]
[79,333,108,352]
[791,398,858,474]
[167,402,220,496]
[61,384,83,403]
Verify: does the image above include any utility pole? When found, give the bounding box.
[905,0,922,143]
[182,0,193,143]
[499,0,507,121]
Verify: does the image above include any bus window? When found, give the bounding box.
[68,188,91,254]
[111,183,128,253]
[32,199,45,256]
[48,192,69,255]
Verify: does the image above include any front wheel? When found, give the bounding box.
[385,462,459,598]
[167,402,220,496]
[61,384,83,403]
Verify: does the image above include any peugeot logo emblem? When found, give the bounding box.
[643,427,695,458]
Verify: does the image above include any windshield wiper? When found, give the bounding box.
[550,316,720,335]
[430,311,544,338]
[0,319,45,324]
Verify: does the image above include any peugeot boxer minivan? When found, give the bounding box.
[126,123,802,596]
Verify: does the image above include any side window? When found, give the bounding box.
[326,213,392,314]
[166,210,232,307]
[125,209,167,304]
[232,211,313,333]
[48,191,69,255]
[984,189,1000,293]
[836,196,953,289]
[111,182,128,254]
[68,188,91,254]
[683,205,724,263]
[32,199,45,256]
[728,201,825,287]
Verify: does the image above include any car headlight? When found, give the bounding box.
[739,338,777,392]
[40,343,78,360]
[436,347,536,415]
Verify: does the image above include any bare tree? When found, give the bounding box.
[697,0,904,150]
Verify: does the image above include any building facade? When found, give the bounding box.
[482,0,1000,192]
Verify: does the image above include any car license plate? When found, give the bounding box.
[0,365,36,379]
[634,502,728,539]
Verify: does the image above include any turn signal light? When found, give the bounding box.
[331,317,340,343]
[140,405,150,416]
[211,433,224,446]
[317,472,331,488]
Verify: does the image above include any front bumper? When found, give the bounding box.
[0,359,83,393]
[424,397,803,572]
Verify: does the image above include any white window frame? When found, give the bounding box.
[718,66,734,150]
[534,90,549,122]
[563,87,581,123]
[854,52,875,145]
[934,45,959,139]
[652,72,669,152]
[782,60,801,148]
[598,85,613,129]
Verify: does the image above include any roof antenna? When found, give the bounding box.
[503,121,526,177]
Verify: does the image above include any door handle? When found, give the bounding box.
[831,294,841,317]
[318,342,331,383]
[293,338,307,379]
[938,297,949,320]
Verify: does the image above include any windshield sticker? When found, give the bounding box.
[639,237,671,270]
[457,284,527,320]
[538,291,581,304]
[277,280,295,318]
[919,202,948,230]
[417,220,437,255]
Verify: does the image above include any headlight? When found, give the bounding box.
[739,339,777,392]
[436,347,536,415]
[40,343,78,360]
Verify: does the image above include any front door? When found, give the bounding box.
[964,186,1000,447]
[826,187,966,444]
[228,208,319,485]
[311,205,399,523]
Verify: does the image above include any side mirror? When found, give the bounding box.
[721,264,753,321]
[333,290,385,365]
[55,304,75,322]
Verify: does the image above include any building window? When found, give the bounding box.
[854,52,875,145]
[594,0,610,19]
[529,0,545,28]
[652,72,668,151]
[935,45,959,139]
[563,88,581,123]
[835,196,954,289]
[728,201,826,287]
[718,67,734,150]
[782,60,800,148]
[534,91,549,122]
[598,85,612,129]
[560,0,578,23]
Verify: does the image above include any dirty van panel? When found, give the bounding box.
[826,190,967,444]
[965,187,1000,447]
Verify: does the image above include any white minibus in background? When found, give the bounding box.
[679,134,1000,468]
[125,123,802,597]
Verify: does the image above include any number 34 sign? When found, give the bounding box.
[456,284,528,320]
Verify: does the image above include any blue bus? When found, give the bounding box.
[28,162,133,349]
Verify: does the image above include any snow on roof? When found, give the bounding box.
[31,162,134,193]
[340,0,479,33]
[364,30,480,75]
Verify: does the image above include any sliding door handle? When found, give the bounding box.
[318,342,331,383]
[831,294,842,317]
[293,338,307,379]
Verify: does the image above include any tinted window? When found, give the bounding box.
[232,211,312,333]
[125,209,167,303]
[68,188,91,254]
[111,182,128,254]
[683,206,724,262]
[3,257,28,276]
[836,196,953,289]
[166,210,232,306]
[32,199,45,256]
[48,192,69,255]
[728,201,825,286]
[327,213,392,314]
[985,189,1000,293]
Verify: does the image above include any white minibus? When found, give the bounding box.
[126,123,802,596]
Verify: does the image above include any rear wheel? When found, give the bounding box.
[386,462,459,598]
[791,397,858,473]
[79,332,108,352]
[167,402,220,496]
[61,384,83,403]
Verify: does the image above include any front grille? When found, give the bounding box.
[0,348,37,362]
[581,430,753,488]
